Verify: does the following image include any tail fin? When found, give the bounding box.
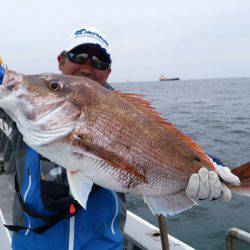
[231,162,250,197]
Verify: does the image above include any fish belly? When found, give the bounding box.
[33,140,187,197]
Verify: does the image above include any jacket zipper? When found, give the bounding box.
[68,216,75,250]
[111,192,118,235]
[23,167,32,236]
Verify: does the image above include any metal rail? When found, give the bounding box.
[157,215,170,250]
[226,227,250,250]
[124,210,194,250]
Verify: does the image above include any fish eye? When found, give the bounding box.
[49,80,63,91]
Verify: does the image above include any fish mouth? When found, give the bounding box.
[0,70,25,113]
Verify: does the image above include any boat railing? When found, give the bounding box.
[225,227,250,250]
[123,210,194,250]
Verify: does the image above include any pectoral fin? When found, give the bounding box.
[143,191,197,216]
[67,169,93,209]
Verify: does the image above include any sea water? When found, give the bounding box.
[112,77,250,250]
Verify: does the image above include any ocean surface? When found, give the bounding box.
[112,78,250,250]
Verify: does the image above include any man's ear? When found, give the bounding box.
[57,55,65,71]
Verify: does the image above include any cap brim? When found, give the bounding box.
[64,37,110,56]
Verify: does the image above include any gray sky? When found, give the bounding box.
[0,1,250,82]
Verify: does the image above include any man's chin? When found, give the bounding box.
[74,73,95,81]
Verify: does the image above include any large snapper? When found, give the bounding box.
[0,70,249,216]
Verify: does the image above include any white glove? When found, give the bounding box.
[186,165,240,202]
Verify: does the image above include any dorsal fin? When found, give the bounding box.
[114,91,215,170]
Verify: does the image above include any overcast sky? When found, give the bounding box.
[0,1,249,82]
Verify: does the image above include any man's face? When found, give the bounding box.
[57,45,111,86]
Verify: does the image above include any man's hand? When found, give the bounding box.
[186,165,240,202]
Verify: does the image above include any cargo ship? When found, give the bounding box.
[159,74,180,81]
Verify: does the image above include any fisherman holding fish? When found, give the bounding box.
[0,26,248,250]
[0,28,126,250]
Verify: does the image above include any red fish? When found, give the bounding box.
[0,70,249,215]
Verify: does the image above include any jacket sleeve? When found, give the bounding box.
[0,65,4,85]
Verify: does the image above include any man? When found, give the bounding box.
[57,30,112,87]
[0,27,125,250]
[0,26,237,250]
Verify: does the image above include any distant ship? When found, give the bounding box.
[159,74,180,81]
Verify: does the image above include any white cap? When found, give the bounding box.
[61,26,111,58]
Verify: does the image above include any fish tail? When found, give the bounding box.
[230,162,250,197]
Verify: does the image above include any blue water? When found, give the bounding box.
[112,78,250,250]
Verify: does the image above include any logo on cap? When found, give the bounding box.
[75,28,109,47]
